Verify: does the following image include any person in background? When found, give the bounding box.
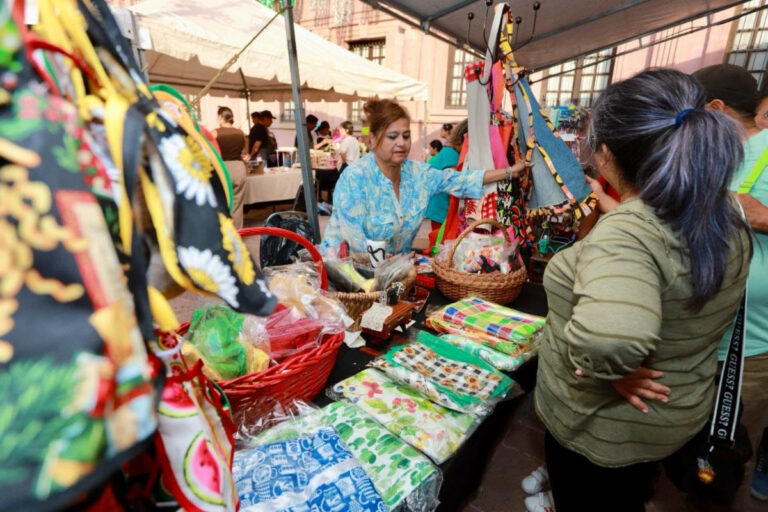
[440,122,453,145]
[425,123,464,230]
[756,94,768,131]
[535,69,751,510]
[428,139,443,157]
[213,106,248,229]
[249,110,277,166]
[248,111,262,158]
[321,99,527,255]
[338,121,359,172]
[315,121,332,150]
[295,114,318,148]
[694,64,768,503]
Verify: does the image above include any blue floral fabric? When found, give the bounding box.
[233,426,387,512]
[321,153,485,254]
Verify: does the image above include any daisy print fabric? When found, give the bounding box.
[368,331,518,416]
[330,369,478,464]
[141,100,276,316]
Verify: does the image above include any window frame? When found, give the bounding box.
[347,38,386,122]
[445,46,476,109]
[280,100,296,123]
[724,0,768,93]
[540,48,616,108]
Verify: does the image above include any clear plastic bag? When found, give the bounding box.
[324,255,369,292]
[184,305,271,381]
[265,307,324,362]
[437,232,521,274]
[372,253,413,291]
[327,368,480,465]
[366,331,521,417]
[439,333,538,372]
[238,399,442,512]
[265,266,352,335]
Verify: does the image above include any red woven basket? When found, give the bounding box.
[162,227,343,417]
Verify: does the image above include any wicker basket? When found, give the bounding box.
[331,254,416,330]
[161,227,342,417]
[432,218,527,304]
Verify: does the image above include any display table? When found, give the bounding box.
[243,167,314,205]
[317,283,548,511]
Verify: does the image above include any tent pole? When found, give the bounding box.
[281,0,320,241]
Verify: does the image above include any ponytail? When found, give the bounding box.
[590,69,751,310]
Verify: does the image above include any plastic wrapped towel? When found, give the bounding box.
[329,369,478,464]
[368,331,521,416]
[426,297,545,355]
[233,426,387,512]
[246,401,441,512]
[439,333,537,372]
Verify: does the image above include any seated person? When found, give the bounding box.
[321,99,528,255]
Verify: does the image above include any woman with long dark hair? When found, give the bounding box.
[535,69,752,510]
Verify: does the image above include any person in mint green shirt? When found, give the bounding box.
[695,64,768,503]
[425,122,464,229]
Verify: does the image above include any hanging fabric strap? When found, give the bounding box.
[736,144,768,194]
[709,293,746,444]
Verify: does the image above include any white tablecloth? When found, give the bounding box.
[243,167,313,204]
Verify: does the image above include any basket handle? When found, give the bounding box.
[238,227,328,290]
[445,218,511,270]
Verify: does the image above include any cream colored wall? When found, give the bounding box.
[612,9,736,82]
[294,0,467,160]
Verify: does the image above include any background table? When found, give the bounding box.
[244,167,313,205]
[317,283,548,511]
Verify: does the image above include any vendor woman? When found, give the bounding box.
[321,99,527,254]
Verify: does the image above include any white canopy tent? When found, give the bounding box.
[129,0,428,102]
[359,0,748,70]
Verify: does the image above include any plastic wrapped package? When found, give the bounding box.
[265,266,352,334]
[329,369,479,464]
[372,253,413,291]
[436,232,522,274]
[266,307,324,361]
[426,297,545,356]
[263,261,321,290]
[233,426,387,512]
[368,331,522,416]
[184,306,270,381]
[325,255,369,292]
[439,333,538,372]
[244,401,442,512]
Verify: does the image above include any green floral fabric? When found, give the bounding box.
[249,401,441,512]
[439,333,538,371]
[331,369,477,464]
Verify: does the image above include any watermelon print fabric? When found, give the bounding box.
[233,426,387,512]
[248,401,441,512]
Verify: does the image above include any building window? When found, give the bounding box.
[541,48,615,107]
[184,94,202,121]
[348,39,386,121]
[726,0,768,91]
[350,100,364,123]
[349,38,385,65]
[280,100,295,122]
[446,47,476,108]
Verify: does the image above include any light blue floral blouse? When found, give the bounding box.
[321,153,485,254]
